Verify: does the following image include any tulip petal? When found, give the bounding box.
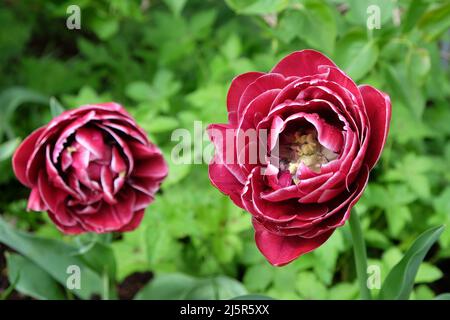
[118,209,145,232]
[227,72,265,124]
[38,172,76,226]
[75,127,106,160]
[253,218,334,266]
[48,212,84,235]
[359,85,392,169]
[238,74,293,117]
[12,127,45,187]
[133,153,168,179]
[271,50,336,78]
[52,110,96,163]
[209,155,244,208]
[111,146,127,174]
[27,187,47,211]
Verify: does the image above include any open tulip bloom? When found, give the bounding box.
[207,50,391,267]
[13,103,168,234]
[11,49,393,301]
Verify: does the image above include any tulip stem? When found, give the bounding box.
[349,209,371,300]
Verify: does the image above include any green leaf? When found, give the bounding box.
[345,0,395,26]
[0,87,48,139]
[0,138,20,161]
[385,205,411,238]
[231,294,274,300]
[435,293,450,300]
[383,65,425,119]
[6,253,66,300]
[365,230,392,249]
[49,97,65,117]
[135,273,247,300]
[313,230,344,285]
[379,225,444,300]
[0,269,19,300]
[78,242,117,280]
[296,271,327,299]
[225,0,289,15]
[407,48,431,87]
[413,284,435,300]
[0,217,103,299]
[221,35,242,60]
[402,0,429,33]
[125,82,153,102]
[189,10,218,40]
[134,273,197,300]
[278,1,336,54]
[243,264,274,292]
[143,116,179,133]
[416,263,443,283]
[188,276,248,300]
[418,2,450,41]
[62,86,112,108]
[328,283,359,300]
[163,0,187,16]
[334,32,379,82]
[162,153,191,188]
[90,18,119,40]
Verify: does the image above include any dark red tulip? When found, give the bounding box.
[207,50,391,266]
[13,102,168,234]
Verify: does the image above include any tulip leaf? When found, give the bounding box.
[134,273,247,300]
[0,216,104,299]
[6,253,66,300]
[0,87,48,139]
[379,225,444,300]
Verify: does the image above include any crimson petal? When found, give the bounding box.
[271,50,336,78]
[253,218,334,266]
[359,85,392,169]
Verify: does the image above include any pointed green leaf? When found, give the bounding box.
[379,225,444,300]
[6,253,66,300]
[0,217,103,299]
[49,97,65,117]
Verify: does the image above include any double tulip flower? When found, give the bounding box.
[13,50,391,266]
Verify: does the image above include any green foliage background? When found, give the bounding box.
[0,0,449,300]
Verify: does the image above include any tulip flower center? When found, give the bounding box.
[58,127,128,207]
[279,128,338,184]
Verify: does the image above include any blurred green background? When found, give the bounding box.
[0,0,449,300]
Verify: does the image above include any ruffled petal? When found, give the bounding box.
[12,127,45,187]
[271,50,336,78]
[227,72,265,125]
[253,218,334,266]
[359,85,391,169]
